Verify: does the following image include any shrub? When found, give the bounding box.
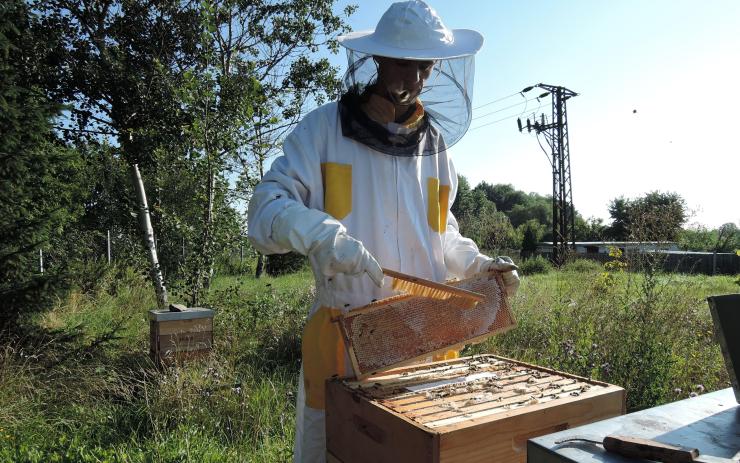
[215,255,253,276]
[519,255,553,275]
[562,258,602,273]
[265,252,308,276]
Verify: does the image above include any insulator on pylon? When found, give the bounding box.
[526,119,532,133]
[517,118,523,132]
[541,113,546,126]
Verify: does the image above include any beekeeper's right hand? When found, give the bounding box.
[310,232,384,287]
[271,202,384,287]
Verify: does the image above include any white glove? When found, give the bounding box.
[271,202,384,287]
[481,256,520,298]
[310,232,384,287]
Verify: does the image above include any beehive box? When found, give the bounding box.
[149,307,214,364]
[326,354,625,463]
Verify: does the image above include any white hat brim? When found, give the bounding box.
[338,28,483,60]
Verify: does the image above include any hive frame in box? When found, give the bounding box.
[326,354,626,463]
[336,272,516,379]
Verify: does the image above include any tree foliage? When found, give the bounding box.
[0,0,84,329]
[606,192,687,241]
[574,215,606,241]
[453,177,520,252]
[519,219,545,258]
[474,182,528,213]
[26,0,353,296]
[508,196,551,229]
[679,223,740,253]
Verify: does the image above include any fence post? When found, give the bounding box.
[107,229,112,264]
[39,248,44,274]
[712,251,717,275]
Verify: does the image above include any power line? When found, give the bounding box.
[536,132,553,167]
[472,91,521,110]
[471,96,541,121]
[468,111,524,131]
[468,104,552,131]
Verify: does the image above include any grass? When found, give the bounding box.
[0,266,314,462]
[0,261,737,461]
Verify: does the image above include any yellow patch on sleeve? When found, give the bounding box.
[439,184,450,232]
[427,177,451,233]
[427,177,441,232]
[321,163,352,220]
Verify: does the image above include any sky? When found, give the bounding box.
[318,0,739,228]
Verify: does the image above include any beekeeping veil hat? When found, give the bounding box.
[337,0,483,155]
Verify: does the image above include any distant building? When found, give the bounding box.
[536,241,679,256]
[535,241,738,274]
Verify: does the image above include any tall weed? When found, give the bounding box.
[484,248,732,411]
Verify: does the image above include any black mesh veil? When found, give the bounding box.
[339,50,476,156]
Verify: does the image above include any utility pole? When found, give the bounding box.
[518,84,578,265]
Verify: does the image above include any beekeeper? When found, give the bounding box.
[247,1,519,461]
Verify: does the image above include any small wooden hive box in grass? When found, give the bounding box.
[149,306,214,365]
[326,354,625,463]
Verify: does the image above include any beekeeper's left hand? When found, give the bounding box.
[481,256,520,298]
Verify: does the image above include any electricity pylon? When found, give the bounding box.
[518,84,578,265]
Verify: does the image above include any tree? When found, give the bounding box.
[474,182,528,213]
[508,195,551,229]
[574,215,607,241]
[678,225,715,252]
[714,223,739,253]
[519,219,545,258]
[69,143,142,264]
[456,200,519,252]
[218,0,354,278]
[680,223,740,253]
[606,192,686,241]
[606,197,630,240]
[452,175,493,217]
[31,0,206,306]
[630,191,686,241]
[33,0,353,300]
[0,0,84,329]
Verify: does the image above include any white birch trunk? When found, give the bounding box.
[130,163,168,309]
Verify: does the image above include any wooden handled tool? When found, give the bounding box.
[556,435,737,463]
[382,268,485,308]
[603,435,699,462]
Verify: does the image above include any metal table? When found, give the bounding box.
[528,388,740,462]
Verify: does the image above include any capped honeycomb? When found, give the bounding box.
[339,272,515,379]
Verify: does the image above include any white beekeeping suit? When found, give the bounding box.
[247,1,519,461]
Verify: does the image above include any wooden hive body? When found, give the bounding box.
[149,307,214,365]
[326,355,625,463]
